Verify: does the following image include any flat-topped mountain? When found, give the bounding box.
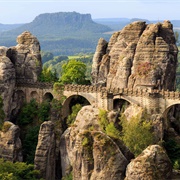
[0,12,111,55]
[3,12,111,36]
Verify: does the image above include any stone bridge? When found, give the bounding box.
[15,80,180,121]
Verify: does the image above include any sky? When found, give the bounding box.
[0,0,180,24]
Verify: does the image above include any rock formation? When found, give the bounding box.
[0,121,22,162]
[0,46,16,120]
[60,106,132,180]
[7,31,42,82]
[0,31,42,120]
[34,121,56,180]
[125,145,172,180]
[0,22,178,180]
[92,20,178,91]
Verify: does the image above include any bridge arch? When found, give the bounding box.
[43,92,54,102]
[30,91,39,102]
[113,98,130,112]
[62,95,91,119]
[162,103,180,131]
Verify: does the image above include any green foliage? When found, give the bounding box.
[105,122,120,139]
[67,104,82,126]
[60,59,88,84]
[41,51,54,63]
[43,53,93,81]
[17,99,38,126]
[163,138,180,169]
[38,100,51,121]
[0,158,41,180]
[53,82,64,93]
[120,112,154,156]
[38,66,58,82]
[23,126,40,163]
[1,121,12,133]
[98,109,121,139]
[17,99,51,163]
[0,12,111,55]
[174,160,180,170]
[0,96,5,129]
[98,109,109,131]
[50,98,63,112]
[62,171,73,180]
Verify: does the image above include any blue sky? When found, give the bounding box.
[0,0,179,24]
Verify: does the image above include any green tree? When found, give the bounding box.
[0,158,40,180]
[67,104,82,126]
[17,99,51,163]
[60,59,87,84]
[38,66,58,82]
[41,51,54,63]
[120,112,154,156]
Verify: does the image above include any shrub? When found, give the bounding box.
[17,99,38,126]
[22,126,40,164]
[67,104,82,126]
[0,158,41,179]
[163,138,180,169]
[62,171,72,180]
[17,99,51,164]
[120,112,154,156]
[105,122,120,139]
[98,109,109,132]
[38,100,51,121]
[98,109,121,140]
[2,121,12,133]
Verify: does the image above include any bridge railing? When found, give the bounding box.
[64,84,107,93]
[15,80,180,100]
[16,79,53,89]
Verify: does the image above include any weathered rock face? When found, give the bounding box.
[60,106,130,180]
[0,31,42,120]
[34,121,56,180]
[92,20,178,91]
[125,145,172,180]
[0,121,22,162]
[7,31,42,82]
[91,38,108,85]
[0,46,16,120]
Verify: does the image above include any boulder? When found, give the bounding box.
[60,106,129,180]
[0,121,22,162]
[125,145,172,180]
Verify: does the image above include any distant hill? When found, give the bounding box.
[0,23,23,32]
[0,12,111,55]
[1,13,180,55]
[94,18,180,31]
[94,18,130,31]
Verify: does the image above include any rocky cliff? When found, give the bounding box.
[92,20,178,91]
[0,31,42,162]
[0,31,42,120]
[34,105,175,180]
